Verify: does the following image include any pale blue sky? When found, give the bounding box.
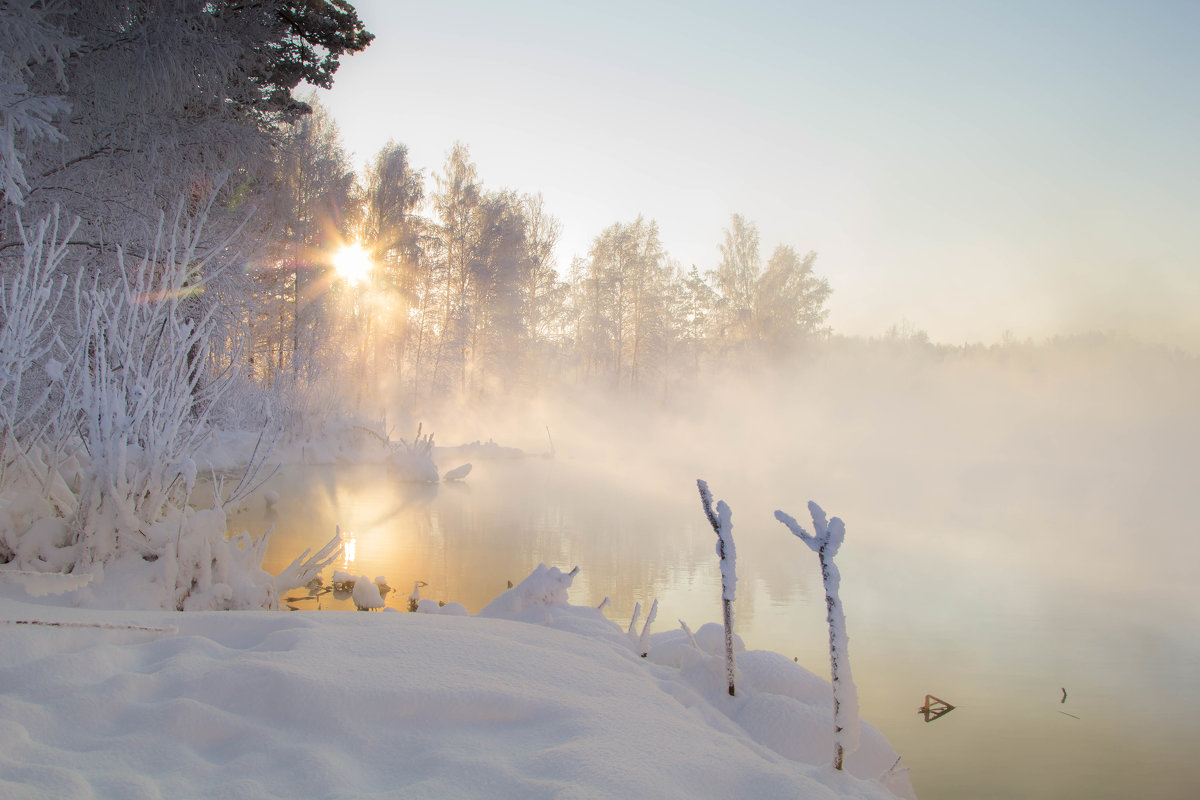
[319,0,1200,348]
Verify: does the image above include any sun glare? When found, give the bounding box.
[333,243,373,286]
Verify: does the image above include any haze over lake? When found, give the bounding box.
[232,339,1200,800]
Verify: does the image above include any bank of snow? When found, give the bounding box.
[0,566,914,799]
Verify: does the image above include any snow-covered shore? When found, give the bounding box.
[0,566,914,800]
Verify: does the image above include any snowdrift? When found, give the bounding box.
[0,564,914,800]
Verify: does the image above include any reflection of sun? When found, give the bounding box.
[342,534,357,567]
[332,243,373,286]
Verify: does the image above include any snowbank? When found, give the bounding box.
[0,565,914,799]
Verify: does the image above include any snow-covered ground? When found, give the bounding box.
[0,565,914,800]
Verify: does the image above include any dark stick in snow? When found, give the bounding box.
[4,619,177,633]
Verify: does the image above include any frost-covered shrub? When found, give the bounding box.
[480,563,580,623]
[0,204,293,610]
[0,209,75,564]
[388,423,438,482]
[68,208,225,569]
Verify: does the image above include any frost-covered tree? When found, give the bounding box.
[280,100,355,344]
[708,215,831,356]
[429,142,482,395]
[11,0,372,201]
[663,262,716,390]
[519,193,567,387]
[570,217,670,391]
[355,140,424,403]
[775,501,860,771]
[0,0,77,206]
[754,245,832,349]
[362,140,423,288]
[712,213,760,347]
[0,201,309,609]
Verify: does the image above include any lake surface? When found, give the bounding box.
[229,437,1200,800]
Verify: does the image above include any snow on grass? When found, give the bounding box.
[0,565,914,800]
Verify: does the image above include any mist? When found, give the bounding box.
[383,334,1199,800]
[395,331,1199,651]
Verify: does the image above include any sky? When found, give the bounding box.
[317,0,1200,349]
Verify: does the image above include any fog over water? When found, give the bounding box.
[238,335,1200,799]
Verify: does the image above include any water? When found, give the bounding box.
[229,446,1200,800]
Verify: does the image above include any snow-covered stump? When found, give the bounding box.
[775,502,860,771]
[697,479,736,696]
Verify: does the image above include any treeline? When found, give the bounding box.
[1,1,832,427]
[253,110,834,412]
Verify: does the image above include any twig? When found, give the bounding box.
[3,619,177,633]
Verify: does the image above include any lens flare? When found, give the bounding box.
[332,243,373,286]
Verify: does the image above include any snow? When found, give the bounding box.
[441,462,472,481]
[0,564,913,800]
[0,569,91,597]
[349,574,384,610]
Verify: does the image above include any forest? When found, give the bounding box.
[2,1,834,430]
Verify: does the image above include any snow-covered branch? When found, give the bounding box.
[775,501,859,770]
[0,0,77,206]
[274,527,343,595]
[697,478,736,696]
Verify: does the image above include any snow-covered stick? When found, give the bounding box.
[637,599,658,658]
[775,502,860,771]
[697,479,736,696]
[408,580,427,612]
[678,619,700,650]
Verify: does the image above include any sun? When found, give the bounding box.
[332,242,373,286]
